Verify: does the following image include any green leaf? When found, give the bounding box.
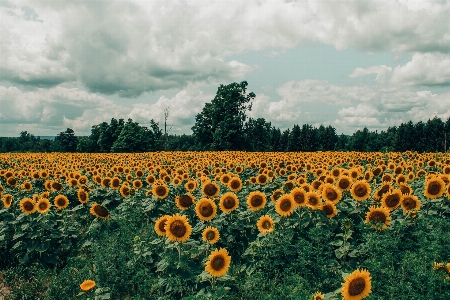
[13,232,25,240]
[35,240,50,252]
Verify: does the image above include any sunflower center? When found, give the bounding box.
[155,186,167,196]
[262,220,271,229]
[250,195,263,207]
[400,186,410,195]
[284,181,294,189]
[222,176,230,184]
[402,197,416,210]
[122,187,130,196]
[211,256,225,271]
[385,194,400,207]
[348,277,366,296]
[38,202,48,210]
[79,192,87,201]
[427,181,441,195]
[187,183,195,190]
[5,196,12,205]
[93,205,109,218]
[179,195,193,207]
[354,184,368,197]
[170,220,187,238]
[199,203,214,217]
[223,196,236,209]
[309,196,318,205]
[323,205,334,216]
[206,231,215,240]
[230,180,240,189]
[293,192,305,204]
[23,201,34,211]
[369,211,387,223]
[56,198,67,207]
[325,188,338,201]
[280,199,291,211]
[204,183,218,196]
[339,179,350,189]
[158,219,167,233]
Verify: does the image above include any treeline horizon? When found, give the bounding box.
[1,81,449,153]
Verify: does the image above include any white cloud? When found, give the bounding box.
[348,65,393,83]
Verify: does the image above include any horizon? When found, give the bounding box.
[1,0,450,137]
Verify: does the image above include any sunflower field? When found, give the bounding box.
[1,151,450,300]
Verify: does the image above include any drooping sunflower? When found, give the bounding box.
[202,181,220,198]
[365,206,391,231]
[205,248,231,278]
[202,226,220,244]
[306,191,322,210]
[152,182,169,199]
[373,182,392,201]
[164,214,192,242]
[90,202,110,220]
[154,215,170,236]
[400,194,420,212]
[175,194,195,210]
[36,198,51,214]
[228,177,242,192]
[80,280,96,292]
[341,269,372,300]
[77,188,89,204]
[321,201,338,218]
[54,194,69,210]
[424,176,445,199]
[275,194,295,217]
[381,189,402,211]
[290,187,307,206]
[20,198,36,215]
[219,192,239,213]
[350,180,371,201]
[196,198,217,221]
[321,183,342,204]
[336,175,352,191]
[2,194,13,209]
[246,191,267,211]
[257,215,274,234]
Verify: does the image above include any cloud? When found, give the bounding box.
[348,65,393,83]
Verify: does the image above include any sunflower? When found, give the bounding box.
[365,206,391,231]
[54,195,69,210]
[80,280,96,292]
[154,215,170,236]
[337,175,352,191]
[111,177,121,190]
[350,180,371,201]
[321,183,342,204]
[312,292,325,300]
[2,194,13,208]
[6,177,17,187]
[374,182,392,201]
[165,214,192,242]
[146,174,156,185]
[228,177,242,192]
[196,198,217,221]
[185,179,198,192]
[446,184,450,199]
[133,179,143,189]
[381,189,402,211]
[400,194,420,212]
[119,184,131,198]
[321,201,338,218]
[219,192,239,213]
[270,189,284,203]
[90,202,110,219]
[424,176,445,199]
[290,187,307,206]
[36,198,51,214]
[275,194,295,217]
[20,198,36,215]
[220,173,231,185]
[256,173,269,185]
[202,226,220,244]
[77,188,89,204]
[257,215,274,234]
[21,181,32,191]
[152,182,169,199]
[202,181,220,198]
[175,194,195,210]
[341,269,372,300]
[306,191,322,210]
[246,191,267,211]
[205,248,231,278]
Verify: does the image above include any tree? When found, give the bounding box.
[287,124,301,151]
[111,119,162,152]
[192,81,255,150]
[54,128,78,152]
[97,118,125,152]
[279,129,290,152]
[244,117,272,151]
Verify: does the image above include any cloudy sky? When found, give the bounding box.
[1,0,450,137]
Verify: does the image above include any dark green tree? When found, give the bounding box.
[244,118,272,151]
[279,129,290,152]
[270,127,282,151]
[54,128,78,152]
[111,119,162,152]
[287,124,301,151]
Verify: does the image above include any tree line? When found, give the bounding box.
[1,81,449,153]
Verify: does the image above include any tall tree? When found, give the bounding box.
[54,128,78,152]
[244,117,272,151]
[287,124,301,151]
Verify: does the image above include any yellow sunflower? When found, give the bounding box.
[185,179,198,192]
[119,184,131,198]
[36,198,51,214]
[312,291,325,300]
[202,181,220,198]
[350,180,371,201]
[381,189,402,211]
[164,214,192,242]
[54,195,69,210]
[202,226,220,244]
[275,194,295,217]
[205,248,231,278]
[341,269,372,300]
[336,175,352,191]
[400,194,420,213]
[246,191,267,211]
[175,194,195,210]
[290,187,307,207]
[20,198,36,215]
[154,215,170,236]
[219,192,239,213]
[77,188,89,204]
[2,194,13,209]
[152,182,169,199]
[321,183,342,204]
[80,280,96,292]
[365,206,391,231]
[257,215,274,234]
[195,198,217,221]
[424,176,445,199]
[306,191,322,210]
[90,202,110,220]
[321,201,338,218]
[228,177,243,192]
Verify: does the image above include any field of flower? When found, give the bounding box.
[1,151,450,300]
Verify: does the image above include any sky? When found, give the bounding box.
[1,0,450,137]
